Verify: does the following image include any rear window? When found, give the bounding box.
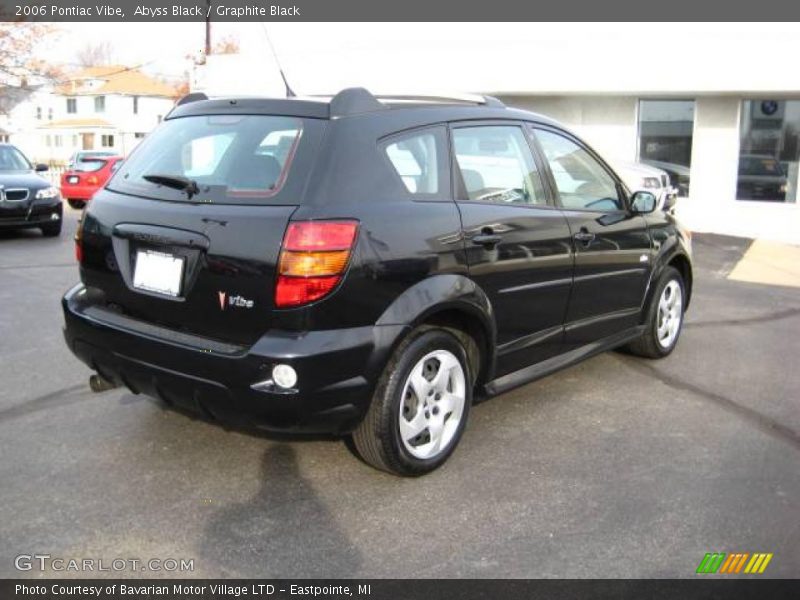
[108,115,322,204]
[74,160,108,172]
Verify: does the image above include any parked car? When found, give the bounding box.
[61,155,124,209]
[0,143,62,237]
[62,89,693,475]
[736,154,788,202]
[66,151,117,170]
[641,159,691,197]
[612,160,677,211]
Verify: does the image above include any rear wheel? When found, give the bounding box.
[626,266,685,358]
[352,327,472,476]
[67,199,85,210]
[40,221,62,237]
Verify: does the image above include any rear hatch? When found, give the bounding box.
[78,111,327,346]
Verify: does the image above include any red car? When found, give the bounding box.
[60,156,123,209]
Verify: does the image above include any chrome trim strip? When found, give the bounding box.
[573,268,646,283]
[499,277,572,294]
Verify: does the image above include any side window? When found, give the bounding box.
[452,125,546,205]
[535,129,623,211]
[383,128,443,196]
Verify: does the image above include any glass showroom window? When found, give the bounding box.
[737,100,800,203]
[638,100,695,197]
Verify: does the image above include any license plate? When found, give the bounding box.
[133,250,184,297]
[67,176,79,184]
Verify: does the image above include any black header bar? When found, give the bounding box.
[3,0,800,21]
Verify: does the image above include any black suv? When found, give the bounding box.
[63,88,692,476]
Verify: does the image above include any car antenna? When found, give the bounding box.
[260,23,296,98]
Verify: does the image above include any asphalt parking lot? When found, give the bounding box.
[1,207,798,579]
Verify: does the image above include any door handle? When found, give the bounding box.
[472,234,503,247]
[574,229,595,244]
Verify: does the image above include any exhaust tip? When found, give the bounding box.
[89,374,118,393]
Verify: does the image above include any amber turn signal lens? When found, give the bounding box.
[279,250,351,277]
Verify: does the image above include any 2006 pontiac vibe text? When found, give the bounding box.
[62,88,692,476]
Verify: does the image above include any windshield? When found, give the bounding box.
[0,146,32,171]
[739,156,785,177]
[108,115,317,204]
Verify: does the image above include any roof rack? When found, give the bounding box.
[374,93,505,108]
[328,88,505,118]
[175,92,208,106]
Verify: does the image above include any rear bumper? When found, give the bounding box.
[62,283,406,434]
[60,185,96,201]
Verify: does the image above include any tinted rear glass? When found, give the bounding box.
[74,160,108,172]
[107,115,324,204]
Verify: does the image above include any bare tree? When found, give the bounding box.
[211,35,240,55]
[75,41,115,67]
[0,22,62,114]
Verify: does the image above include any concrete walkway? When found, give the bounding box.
[728,239,800,288]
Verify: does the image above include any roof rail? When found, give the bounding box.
[328,88,506,117]
[374,93,506,108]
[176,92,208,106]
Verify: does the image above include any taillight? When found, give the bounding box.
[74,217,84,263]
[87,175,98,185]
[275,220,358,308]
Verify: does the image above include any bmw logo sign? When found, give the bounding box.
[761,100,779,116]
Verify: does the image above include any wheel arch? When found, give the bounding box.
[375,274,497,391]
[667,253,693,309]
[641,244,693,320]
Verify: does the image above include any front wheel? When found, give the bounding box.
[626,266,685,358]
[352,327,472,476]
[67,199,85,210]
[40,221,62,237]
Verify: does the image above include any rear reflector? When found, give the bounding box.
[275,220,358,308]
[275,275,339,307]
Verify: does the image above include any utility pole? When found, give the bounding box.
[205,0,212,56]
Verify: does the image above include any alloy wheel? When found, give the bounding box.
[398,349,466,460]
[656,280,683,349]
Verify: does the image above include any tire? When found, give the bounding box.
[626,266,685,358]
[352,327,473,476]
[40,221,62,237]
[67,199,85,210]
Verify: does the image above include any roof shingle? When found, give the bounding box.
[56,66,178,98]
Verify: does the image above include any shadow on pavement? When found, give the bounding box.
[200,444,362,577]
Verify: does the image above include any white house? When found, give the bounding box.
[6,65,176,164]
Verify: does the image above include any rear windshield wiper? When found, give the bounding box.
[142,174,200,199]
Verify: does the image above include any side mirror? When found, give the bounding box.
[662,193,677,212]
[630,190,657,214]
[35,163,49,172]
